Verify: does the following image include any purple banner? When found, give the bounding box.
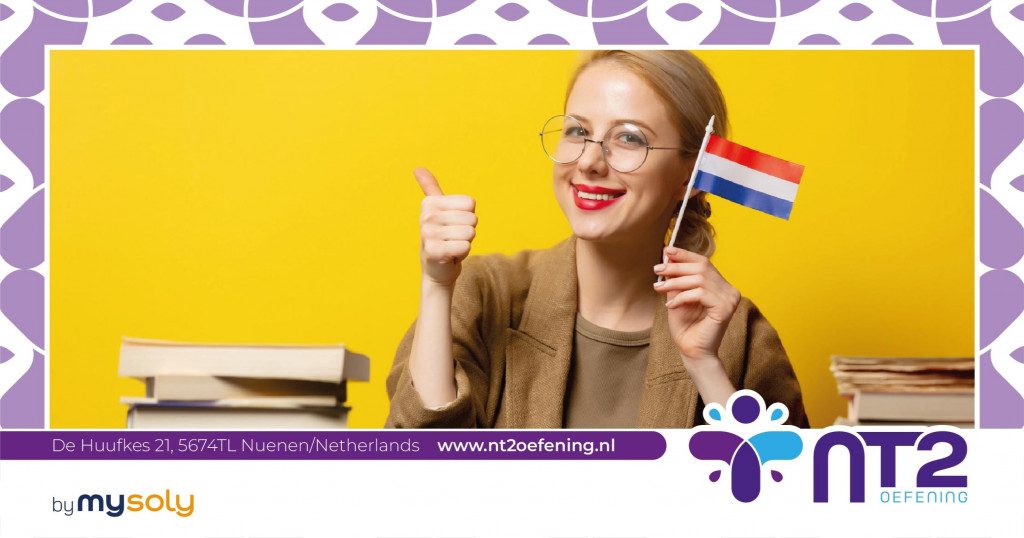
[0,430,665,460]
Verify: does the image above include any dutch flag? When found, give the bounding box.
[687,117,805,220]
[665,116,805,261]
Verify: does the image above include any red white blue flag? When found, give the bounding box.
[694,134,805,220]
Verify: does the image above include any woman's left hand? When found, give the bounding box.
[653,246,741,366]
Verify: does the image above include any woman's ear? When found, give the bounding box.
[675,158,702,201]
[674,173,703,202]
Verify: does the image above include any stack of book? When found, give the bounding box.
[830,355,974,428]
[118,338,369,429]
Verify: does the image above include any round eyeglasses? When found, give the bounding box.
[540,114,688,173]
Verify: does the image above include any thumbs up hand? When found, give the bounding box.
[414,167,477,288]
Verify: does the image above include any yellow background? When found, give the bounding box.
[50,50,974,428]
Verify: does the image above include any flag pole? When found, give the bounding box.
[661,115,715,277]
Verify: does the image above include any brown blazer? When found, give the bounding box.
[385,237,809,428]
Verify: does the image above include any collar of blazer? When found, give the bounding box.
[503,236,700,428]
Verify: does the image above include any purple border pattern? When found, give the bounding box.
[1,1,1022,428]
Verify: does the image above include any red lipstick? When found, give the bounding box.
[572,183,626,211]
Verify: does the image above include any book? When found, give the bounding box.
[830,355,974,395]
[833,416,973,429]
[118,338,370,383]
[834,378,974,394]
[126,403,350,429]
[830,356,973,369]
[851,390,974,423]
[119,338,370,429]
[830,355,975,426]
[833,362,973,372]
[146,375,344,404]
[832,371,974,383]
[122,396,339,410]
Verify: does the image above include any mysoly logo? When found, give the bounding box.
[688,390,803,502]
[52,490,194,517]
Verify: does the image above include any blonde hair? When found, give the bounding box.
[564,51,728,256]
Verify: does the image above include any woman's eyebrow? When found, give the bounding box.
[569,113,658,136]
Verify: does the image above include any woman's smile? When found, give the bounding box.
[572,182,626,210]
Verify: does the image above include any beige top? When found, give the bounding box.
[563,314,651,428]
[385,237,809,428]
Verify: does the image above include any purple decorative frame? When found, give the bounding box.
[1,0,1022,428]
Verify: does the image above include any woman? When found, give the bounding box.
[385,50,808,428]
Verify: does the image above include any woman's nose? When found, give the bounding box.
[576,139,609,176]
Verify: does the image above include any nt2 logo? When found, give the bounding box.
[688,390,968,504]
